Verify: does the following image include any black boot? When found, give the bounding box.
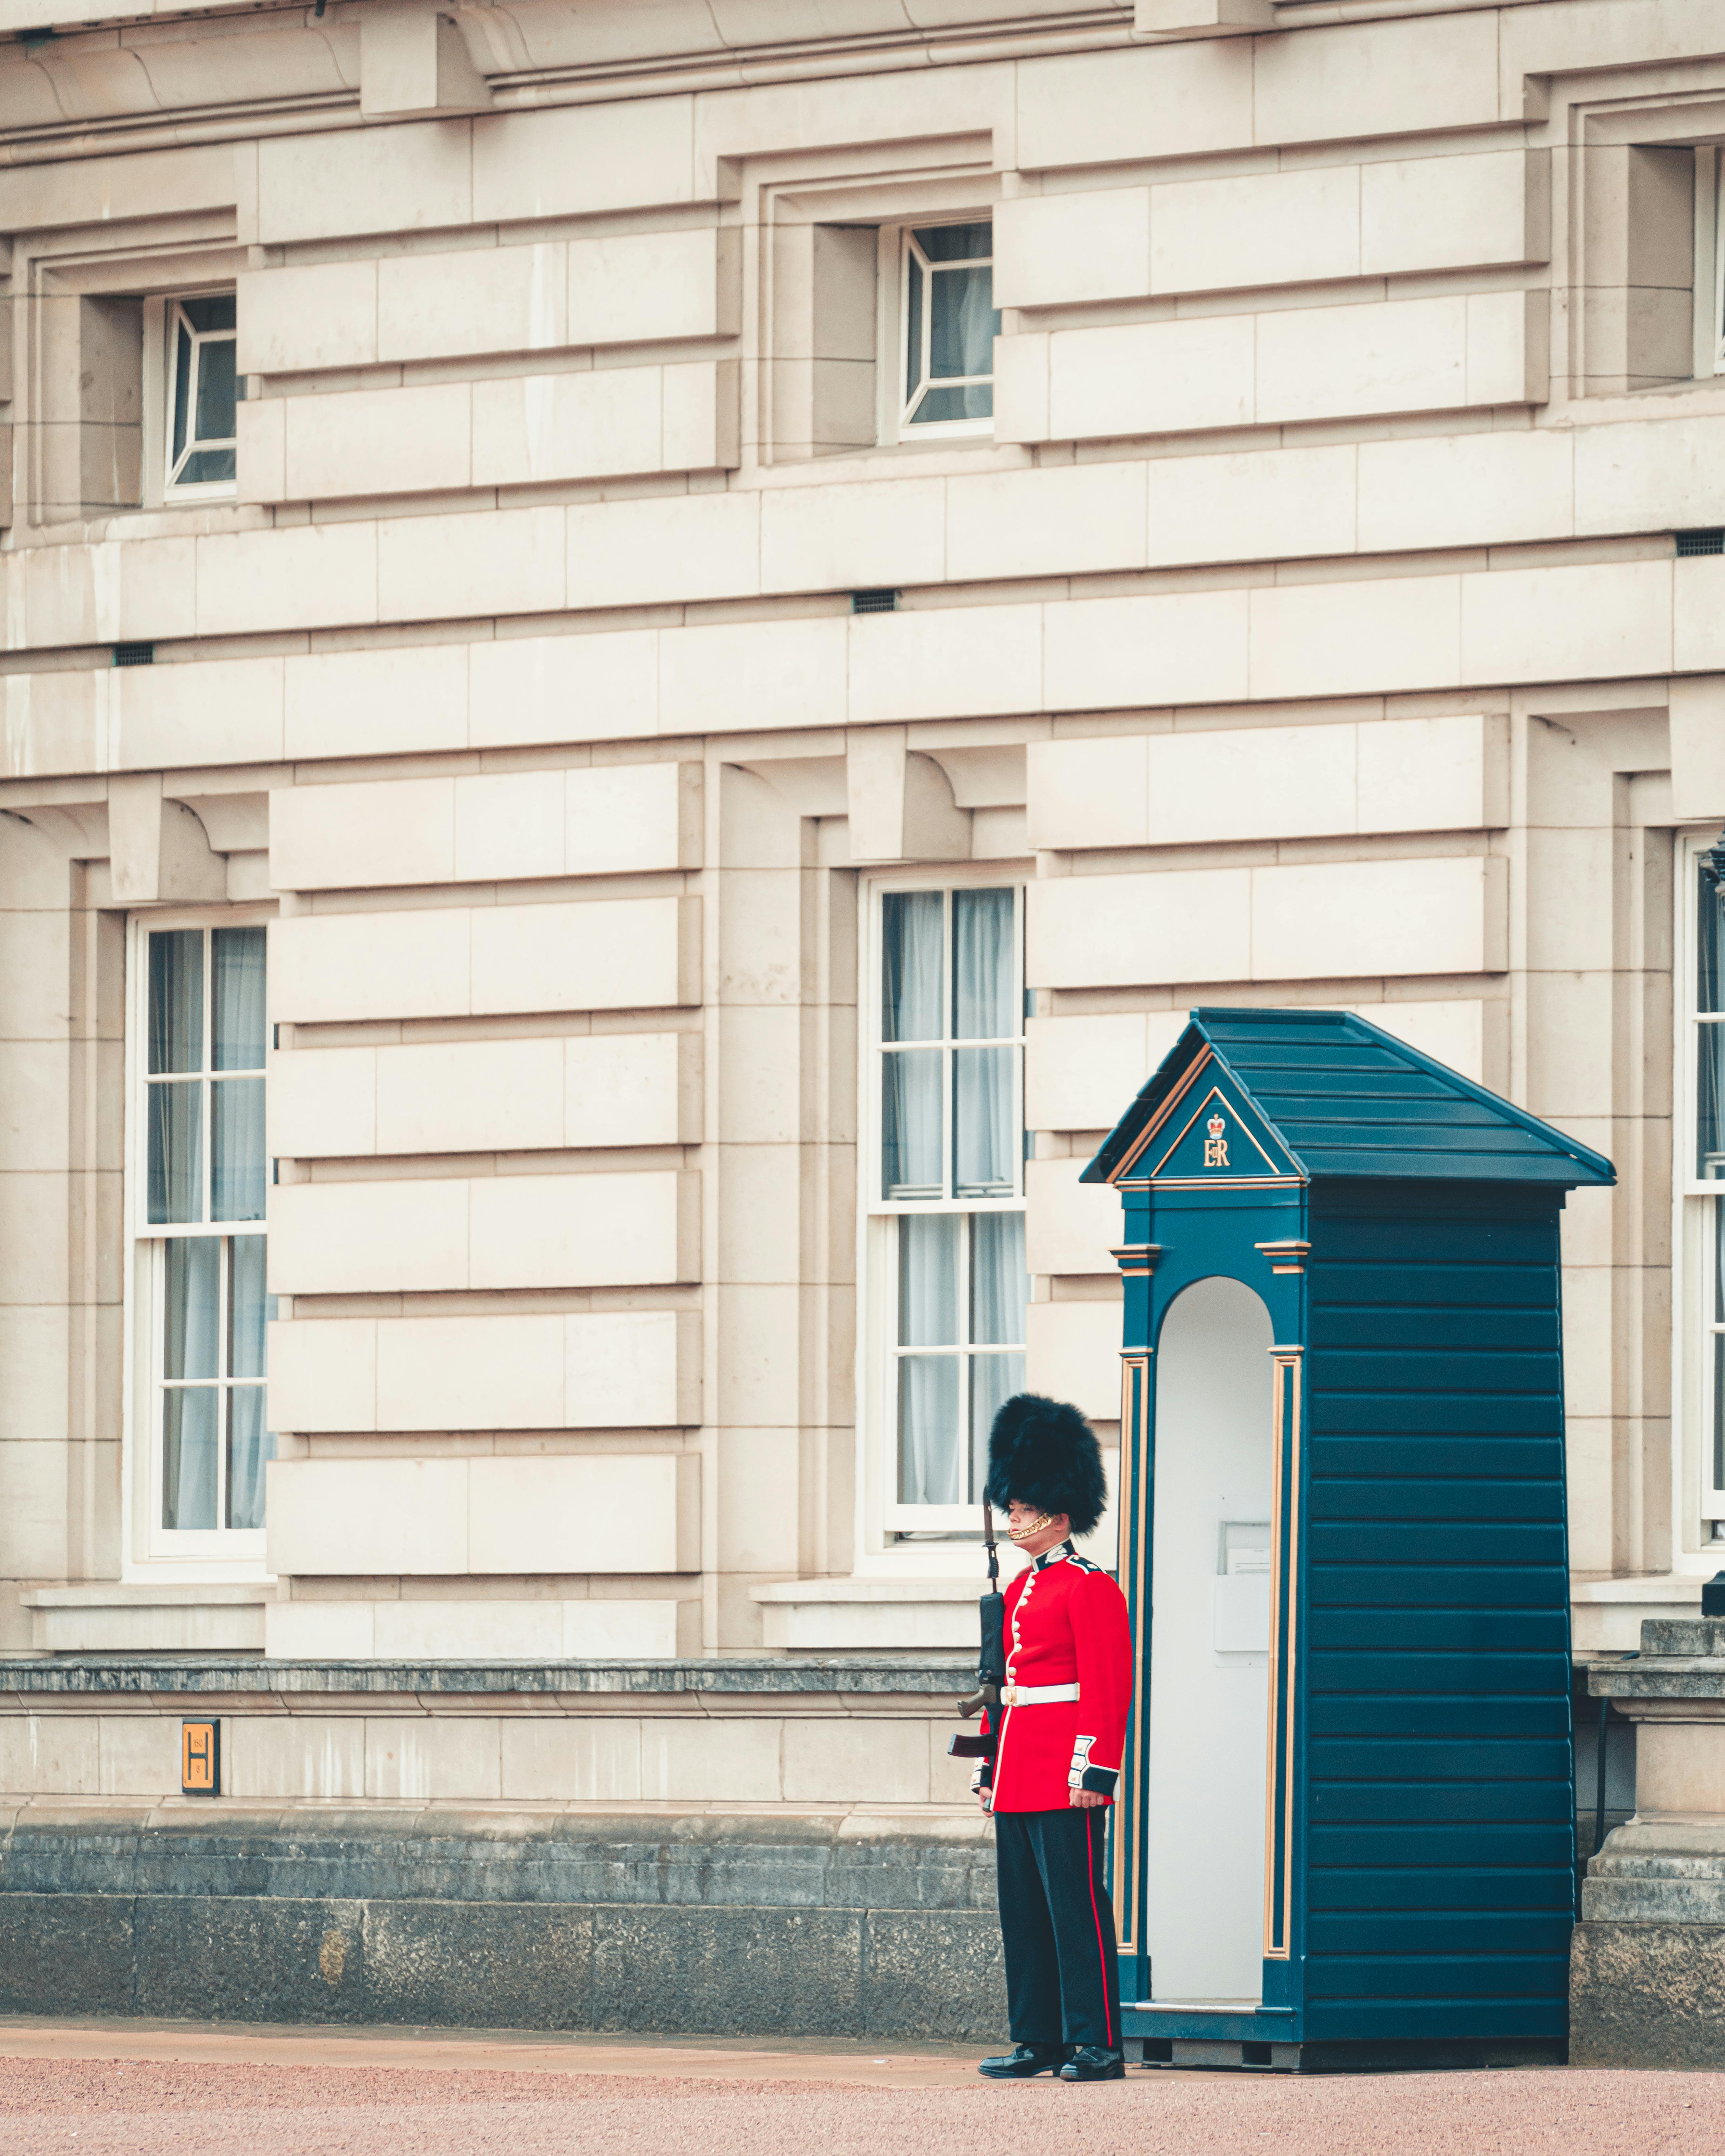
[978,2043,1066,2079]
[1060,2046,1126,2082]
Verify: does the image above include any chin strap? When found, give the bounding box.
[1007,1512,1055,1544]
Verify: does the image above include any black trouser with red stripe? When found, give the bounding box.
[994,1806,1121,2050]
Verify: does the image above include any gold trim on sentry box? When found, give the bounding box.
[1261,1349,1302,1961]
[1116,1351,1151,1958]
[1110,1048,1213,1180]
[1143,1085,1284,1184]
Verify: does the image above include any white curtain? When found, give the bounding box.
[953,890,1015,1197]
[954,1048,1013,1198]
[883,892,946,1198]
[162,1237,219,1531]
[969,1213,1027,1498]
[213,925,266,1070]
[227,1390,274,1532]
[147,1082,203,1225]
[952,889,1011,1037]
[227,1239,276,1530]
[163,1390,218,1530]
[971,1213,1027,1344]
[883,891,942,1040]
[147,930,206,1227]
[898,1215,960,1505]
[148,928,202,1074]
[213,1077,266,1222]
[165,1237,219,1380]
[900,1358,961,1506]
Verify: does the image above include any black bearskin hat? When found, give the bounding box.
[984,1392,1106,1536]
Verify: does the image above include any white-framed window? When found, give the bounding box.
[1694,149,1725,380]
[1679,835,1725,1536]
[129,917,274,1558]
[159,292,238,498]
[880,220,1000,443]
[864,878,1028,1537]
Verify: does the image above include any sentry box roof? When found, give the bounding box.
[1081,1008,1616,1192]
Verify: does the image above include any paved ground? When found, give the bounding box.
[0,2018,1717,2156]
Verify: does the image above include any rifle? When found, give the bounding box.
[952,1500,1007,1738]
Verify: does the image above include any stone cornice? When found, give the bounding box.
[0,1654,973,1698]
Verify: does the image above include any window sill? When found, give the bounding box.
[752,1576,991,1653]
[22,501,271,549]
[21,1582,273,1656]
[748,438,1033,490]
[1551,379,1725,428]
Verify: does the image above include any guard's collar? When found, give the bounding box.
[1033,1541,1076,1571]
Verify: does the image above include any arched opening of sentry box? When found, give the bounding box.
[1147,1275,1275,2006]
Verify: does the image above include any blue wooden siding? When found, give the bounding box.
[1302,1180,1574,2042]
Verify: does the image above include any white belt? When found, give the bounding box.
[1001,1682,1079,1707]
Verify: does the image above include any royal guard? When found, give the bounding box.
[968,1394,1132,2083]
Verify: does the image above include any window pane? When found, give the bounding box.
[227,1388,274,1532]
[163,1387,219,1530]
[929,263,998,380]
[914,222,991,263]
[883,1048,943,1200]
[899,1355,961,1505]
[909,382,992,424]
[147,1082,203,1225]
[213,925,267,1070]
[971,1212,1027,1346]
[165,1236,220,1380]
[899,1213,959,1346]
[229,1234,273,1380]
[906,246,924,401]
[1703,865,1725,1013]
[883,891,943,1041]
[182,294,236,335]
[1702,1025,1725,1179]
[193,333,237,447]
[953,888,1014,1040]
[212,1077,266,1221]
[171,318,193,463]
[148,930,203,1074]
[970,1350,1026,1503]
[1716,1328,1725,1495]
[954,1045,1015,1198]
[176,446,236,486]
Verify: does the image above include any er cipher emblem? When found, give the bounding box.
[1203,1113,1229,1169]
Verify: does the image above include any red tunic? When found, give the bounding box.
[977,1546,1133,1814]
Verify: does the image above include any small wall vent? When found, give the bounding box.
[851,589,897,614]
[112,642,154,666]
[1676,529,1725,556]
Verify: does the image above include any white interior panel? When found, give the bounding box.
[1145,1273,1274,2004]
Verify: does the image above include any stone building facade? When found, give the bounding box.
[0,0,1722,2044]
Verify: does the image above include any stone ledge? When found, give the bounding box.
[0,1656,973,1701]
[0,1803,997,1912]
[1590,1628,1725,1704]
[1583,1815,1725,1926]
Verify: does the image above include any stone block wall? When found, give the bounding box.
[0,1807,1003,2038]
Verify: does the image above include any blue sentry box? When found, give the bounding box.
[1082,1009,1613,2063]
